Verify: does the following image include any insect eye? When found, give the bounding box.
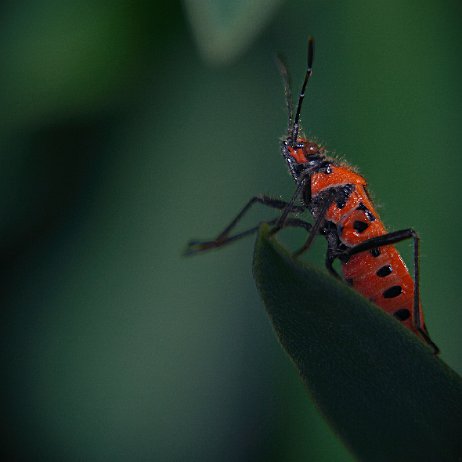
[305,142,318,155]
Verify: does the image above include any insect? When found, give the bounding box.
[186,37,439,354]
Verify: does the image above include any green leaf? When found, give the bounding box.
[183,0,283,65]
[253,224,462,462]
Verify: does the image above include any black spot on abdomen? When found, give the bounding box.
[393,308,410,321]
[370,248,380,257]
[353,220,369,233]
[383,285,402,298]
[376,265,392,277]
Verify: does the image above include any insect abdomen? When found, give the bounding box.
[311,167,425,335]
[342,248,422,334]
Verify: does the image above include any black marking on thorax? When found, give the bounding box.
[356,202,375,221]
[310,185,352,219]
[335,184,355,209]
[318,161,332,174]
[311,183,354,209]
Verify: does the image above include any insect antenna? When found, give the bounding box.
[275,54,294,136]
[291,36,315,146]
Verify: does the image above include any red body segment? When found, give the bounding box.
[289,140,425,337]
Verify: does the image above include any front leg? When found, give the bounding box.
[185,195,305,255]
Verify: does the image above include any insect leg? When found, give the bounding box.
[325,251,341,279]
[337,229,439,354]
[273,171,311,232]
[293,189,336,257]
[275,54,294,134]
[185,195,305,256]
[185,217,312,256]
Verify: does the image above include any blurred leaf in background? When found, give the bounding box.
[0,0,460,461]
[183,0,283,64]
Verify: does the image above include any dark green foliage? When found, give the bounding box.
[253,225,462,462]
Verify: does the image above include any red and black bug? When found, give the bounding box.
[186,37,439,354]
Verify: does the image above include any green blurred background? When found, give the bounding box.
[0,0,460,460]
